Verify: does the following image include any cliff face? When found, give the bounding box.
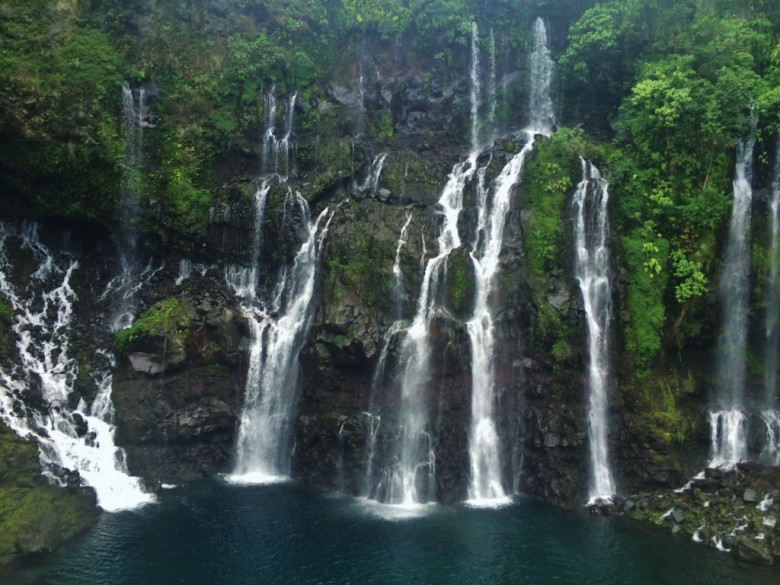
[0,8,708,509]
[3,0,780,569]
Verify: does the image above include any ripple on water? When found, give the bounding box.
[7,480,780,585]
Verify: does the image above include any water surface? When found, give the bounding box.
[10,480,778,585]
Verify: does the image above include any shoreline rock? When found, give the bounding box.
[609,463,780,566]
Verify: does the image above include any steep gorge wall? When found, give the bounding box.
[2,2,780,554]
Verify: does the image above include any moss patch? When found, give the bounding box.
[115,297,194,354]
[622,372,697,445]
[0,423,98,570]
[521,129,586,285]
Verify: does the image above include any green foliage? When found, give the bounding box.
[326,227,389,306]
[115,298,192,352]
[0,0,124,226]
[445,251,473,318]
[671,250,708,303]
[621,232,669,376]
[341,0,412,37]
[522,128,586,281]
[157,135,213,234]
[626,373,697,445]
[567,2,780,371]
[370,111,395,144]
[0,300,11,324]
[531,302,573,369]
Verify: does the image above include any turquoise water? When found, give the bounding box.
[10,480,778,585]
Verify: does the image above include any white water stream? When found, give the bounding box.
[263,89,297,176]
[0,223,152,511]
[761,135,780,464]
[227,185,332,483]
[572,160,616,503]
[710,121,756,467]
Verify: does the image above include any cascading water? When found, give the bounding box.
[392,213,413,315]
[109,82,157,332]
[174,259,210,286]
[488,28,497,138]
[759,411,780,465]
[227,187,332,483]
[120,82,143,250]
[0,222,153,511]
[262,90,278,173]
[469,21,482,150]
[528,17,555,134]
[371,23,487,507]
[710,119,757,467]
[466,136,535,506]
[465,16,554,506]
[357,44,366,137]
[362,214,413,498]
[363,152,388,196]
[263,89,297,176]
[278,92,297,176]
[572,160,617,503]
[761,136,780,464]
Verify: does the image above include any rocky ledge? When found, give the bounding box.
[605,463,780,566]
[0,422,98,575]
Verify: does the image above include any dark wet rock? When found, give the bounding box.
[71,413,88,438]
[735,536,774,565]
[619,463,780,566]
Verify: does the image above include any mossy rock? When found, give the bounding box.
[0,425,40,489]
[0,298,12,360]
[115,297,195,361]
[442,248,475,320]
[380,152,443,205]
[0,423,98,570]
[0,486,97,566]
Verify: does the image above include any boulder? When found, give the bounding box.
[734,536,774,565]
[743,487,759,504]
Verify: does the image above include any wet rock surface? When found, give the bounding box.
[0,422,98,573]
[111,265,249,483]
[613,463,780,566]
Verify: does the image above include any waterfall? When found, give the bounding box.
[488,28,497,138]
[759,410,780,465]
[262,90,296,176]
[0,223,153,511]
[363,214,413,498]
[110,82,153,332]
[278,92,297,176]
[391,213,413,313]
[120,82,142,250]
[528,17,555,134]
[464,16,555,505]
[262,90,278,172]
[363,152,388,196]
[357,43,366,137]
[227,186,332,483]
[174,260,210,286]
[710,120,757,467]
[470,22,482,150]
[761,136,780,463]
[466,135,536,506]
[573,160,616,503]
[370,24,490,506]
[381,150,479,505]
[362,412,382,496]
